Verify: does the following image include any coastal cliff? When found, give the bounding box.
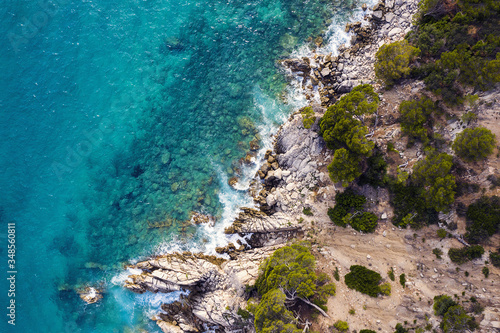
[123,0,500,332]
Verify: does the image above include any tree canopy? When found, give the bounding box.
[375,40,420,87]
[327,148,363,186]
[254,289,301,333]
[412,152,456,212]
[452,127,496,162]
[320,85,379,185]
[344,265,384,297]
[251,244,336,332]
[399,96,436,144]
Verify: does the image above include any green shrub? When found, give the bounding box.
[237,307,251,320]
[433,248,443,259]
[388,267,395,281]
[333,320,349,332]
[412,152,456,212]
[448,245,484,264]
[345,265,383,297]
[333,267,340,281]
[461,111,478,125]
[437,228,447,238]
[349,212,378,233]
[358,149,388,187]
[482,266,489,278]
[434,295,457,316]
[303,207,313,216]
[490,250,500,267]
[379,282,392,296]
[399,273,406,287]
[441,305,477,333]
[453,127,497,162]
[399,96,436,144]
[360,330,376,333]
[301,106,316,129]
[465,196,500,243]
[375,40,420,86]
[328,149,362,186]
[395,323,409,333]
[328,189,366,227]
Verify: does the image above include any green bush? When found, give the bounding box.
[433,295,457,316]
[441,305,477,333]
[345,265,383,297]
[350,212,379,233]
[482,266,489,278]
[453,127,497,162]
[394,323,409,333]
[437,228,447,238]
[399,273,406,287]
[490,250,500,267]
[333,320,349,332]
[388,267,395,281]
[303,207,313,216]
[448,245,485,264]
[379,282,392,296]
[399,96,436,144]
[328,189,366,227]
[237,308,251,320]
[433,248,443,259]
[360,330,377,333]
[375,40,420,86]
[358,149,388,187]
[328,148,362,186]
[465,196,500,243]
[301,106,316,129]
[412,152,456,212]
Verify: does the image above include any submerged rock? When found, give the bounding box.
[78,286,103,304]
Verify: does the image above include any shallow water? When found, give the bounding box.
[0,0,369,332]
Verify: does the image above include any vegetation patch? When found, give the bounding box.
[452,127,496,162]
[344,265,385,297]
[465,196,500,243]
[320,84,379,185]
[251,244,336,333]
[327,189,378,232]
[448,245,484,264]
[375,40,420,87]
[301,106,316,129]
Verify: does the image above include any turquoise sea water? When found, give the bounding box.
[0,1,367,332]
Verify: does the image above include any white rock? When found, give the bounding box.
[381,212,387,219]
[266,194,277,207]
[274,168,282,180]
[286,183,296,191]
[282,170,291,177]
[372,10,383,19]
[383,230,387,237]
[388,27,402,37]
[367,255,371,260]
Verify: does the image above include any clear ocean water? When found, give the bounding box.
[0,0,369,332]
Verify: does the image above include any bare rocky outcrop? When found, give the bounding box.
[125,247,283,332]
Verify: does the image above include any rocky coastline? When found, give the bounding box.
[122,1,500,332]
